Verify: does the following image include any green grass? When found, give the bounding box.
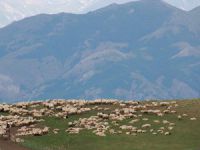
[20,99,200,150]
[0,112,9,116]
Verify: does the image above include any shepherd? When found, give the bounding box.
[5,123,11,140]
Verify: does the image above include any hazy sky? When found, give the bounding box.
[0,0,200,27]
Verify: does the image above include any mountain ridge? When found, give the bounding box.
[0,0,200,28]
[0,0,199,102]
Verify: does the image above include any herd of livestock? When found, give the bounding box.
[0,99,198,143]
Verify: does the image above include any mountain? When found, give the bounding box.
[0,0,137,28]
[0,0,199,102]
[0,0,200,28]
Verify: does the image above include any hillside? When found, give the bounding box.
[0,99,200,150]
[0,0,199,102]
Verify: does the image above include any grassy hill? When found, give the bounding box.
[0,99,196,150]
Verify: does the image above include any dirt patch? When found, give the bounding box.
[0,139,29,150]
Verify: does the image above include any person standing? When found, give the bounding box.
[5,123,11,140]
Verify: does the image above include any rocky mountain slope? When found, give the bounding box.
[0,0,199,102]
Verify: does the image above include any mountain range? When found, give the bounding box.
[0,0,199,102]
[0,0,200,28]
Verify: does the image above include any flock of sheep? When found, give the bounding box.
[0,99,198,143]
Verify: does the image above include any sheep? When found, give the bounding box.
[163,110,170,114]
[142,124,151,128]
[142,118,149,121]
[152,132,157,135]
[132,133,137,136]
[153,120,160,124]
[120,125,133,130]
[171,110,177,114]
[126,132,131,135]
[164,132,171,135]
[160,127,165,130]
[53,128,60,134]
[120,103,126,107]
[15,138,24,143]
[0,128,6,136]
[162,120,170,124]
[177,115,182,120]
[16,127,49,136]
[109,129,116,134]
[190,117,197,121]
[160,102,170,106]
[169,123,176,126]
[157,113,164,117]
[182,114,188,117]
[129,119,140,124]
[157,130,164,134]
[66,128,82,134]
[97,132,106,136]
[168,126,174,130]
